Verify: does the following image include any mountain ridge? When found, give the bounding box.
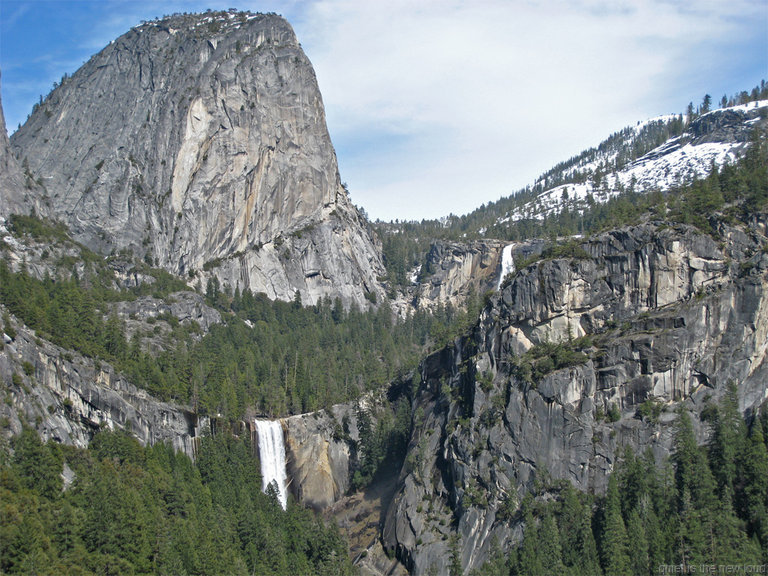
[372,89,766,241]
[8,10,385,309]
[503,100,768,225]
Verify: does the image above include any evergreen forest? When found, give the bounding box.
[473,387,768,576]
[0,427,354,575]
[0,230,479,419]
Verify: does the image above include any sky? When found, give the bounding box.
[1,1,766,222]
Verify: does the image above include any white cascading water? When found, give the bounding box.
[254,419,288,510]
[496,244,516,290]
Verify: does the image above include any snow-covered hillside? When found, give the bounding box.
[503,100,768,223]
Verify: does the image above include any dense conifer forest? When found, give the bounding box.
[0,427,354,575]
[0,225,479,419]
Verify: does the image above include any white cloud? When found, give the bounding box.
[282,0,767,220]
[2,0,766,221]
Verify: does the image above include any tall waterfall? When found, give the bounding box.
[254,419,288,510]
[497,244,516,290]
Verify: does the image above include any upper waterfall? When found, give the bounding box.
[254,419,288,510]
[497,244,516,290]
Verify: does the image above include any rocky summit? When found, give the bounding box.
[9,11,384,308]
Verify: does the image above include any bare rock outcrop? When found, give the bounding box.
[414,240,504,311]
[282,405,359,510]
[9,11,384,309]
[0,72,39,215]
[0,306,206,458]
[382,219,768,575]
[413,239,544,311]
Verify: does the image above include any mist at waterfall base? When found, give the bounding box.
[254,420,289,510]
[497,244,516,290]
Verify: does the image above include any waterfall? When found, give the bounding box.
[497,244,516,290]
[254,419,288,510]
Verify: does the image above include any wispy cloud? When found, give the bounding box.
[2,0,766,220]
[285,0,767,220]
[0,1,30,28]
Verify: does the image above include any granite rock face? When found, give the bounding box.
[688,107,762,145]
[0,72,38,215]
[281,392,395,511]
[260,218,768,575]
[112,291,221,332]
[412,239,544,311]
[414,241,503,311]
[381,219,768,575]
[9,11,384,308]
[0,306,206,458]
[282,404,360,510]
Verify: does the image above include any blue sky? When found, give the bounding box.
[1,0,766,222]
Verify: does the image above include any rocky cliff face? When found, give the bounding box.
[8,10,384,308]
[411,239,544,311]
[688,106,764,144]
[282,404,360,510]
[414,241,503,311]
[381,218,768,575]
[0,305,207,457]
[1,64,217,459]
[277,218,768,574]
[0,72,38,215]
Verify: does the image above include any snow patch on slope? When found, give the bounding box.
[504,101,767,224]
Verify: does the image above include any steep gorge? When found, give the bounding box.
[381,218,768,574]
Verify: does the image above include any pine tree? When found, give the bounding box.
[672,411,718,565]
[517,505,543,576]
[686,102,696,123]
[643,500,668,573]
[707,383,747,499]
[449,534,463,576]
[711,487,763,565]
[11,427,63,499]
[676,487,708,568]
[600,474,631,575]
[618,445,647,518]
[737,423,768,549]
[627,508,650,575]
[673,411,716,512]
[537,509,565,575]
[576,508,602,576]
[559,485,582,568]
[559,485,602,575]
